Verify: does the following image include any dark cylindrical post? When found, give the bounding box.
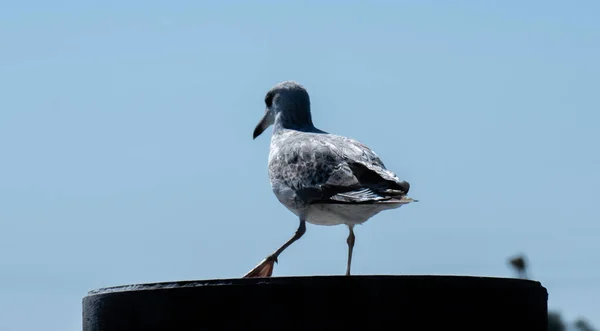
[83,275,548,331]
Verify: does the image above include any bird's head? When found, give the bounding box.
[253,81,314,139]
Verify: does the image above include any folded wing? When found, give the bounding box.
[291,134,410,205]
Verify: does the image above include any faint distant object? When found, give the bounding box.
[505,254,597,331]
[548,312,566,331]
[574,318,597,331]
[508,254,528,279]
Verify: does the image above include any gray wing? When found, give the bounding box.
[270,133,410,205]
[321,135,411,203]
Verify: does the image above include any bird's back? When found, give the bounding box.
[267,128,410,219]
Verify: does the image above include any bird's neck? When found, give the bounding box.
[273,110,317,133]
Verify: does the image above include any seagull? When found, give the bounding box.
[244,81,416,278]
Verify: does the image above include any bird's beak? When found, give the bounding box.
[253,110,274,139]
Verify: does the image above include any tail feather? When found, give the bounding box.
[387,196,419,204]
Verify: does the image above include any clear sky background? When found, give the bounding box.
[1,1,598,330]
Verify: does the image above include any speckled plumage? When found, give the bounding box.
[246,80,416,277]
[258,81,414,226]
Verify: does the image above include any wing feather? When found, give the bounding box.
[270,132,411,206]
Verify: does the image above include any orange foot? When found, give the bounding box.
[243,256,277,278]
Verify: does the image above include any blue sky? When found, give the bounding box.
[1,1,599,330]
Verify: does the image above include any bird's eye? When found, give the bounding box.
[265,93,274,107]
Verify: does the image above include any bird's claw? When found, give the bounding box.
[242,255,278,278]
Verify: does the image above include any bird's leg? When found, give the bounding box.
[243,219,306,278]
[346,225,355,276]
